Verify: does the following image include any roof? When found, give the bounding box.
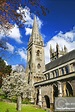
[45,49,75,72]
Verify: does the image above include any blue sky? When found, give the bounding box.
[0,0,75,67]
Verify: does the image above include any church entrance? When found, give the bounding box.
[36,89,39,105]
[44,95,50,108]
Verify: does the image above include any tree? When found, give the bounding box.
[0,57,12,87]
[2,72,29,111]
[0,0,49,56]
[0,0,49,32]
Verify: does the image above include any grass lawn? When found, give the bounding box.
[0,101,46,112]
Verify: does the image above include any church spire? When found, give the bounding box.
[28,16,44,46]
[32,16,39,35]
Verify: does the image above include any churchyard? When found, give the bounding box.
[0,101,46,112]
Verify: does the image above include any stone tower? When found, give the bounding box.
[50,44,68,61]
[27,16,45,103]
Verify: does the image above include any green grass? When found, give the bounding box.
[0,101,46,112]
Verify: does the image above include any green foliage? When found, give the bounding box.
[22,98,30,104]
[5,65,12,75]
[0,89,17,103]
[0,101,46,112]
[0,88,6,99]
[0,57,12,87]
[9,96,17,103]
[0,57,6,74]
[0,57,12,75]
[0,93,6,99]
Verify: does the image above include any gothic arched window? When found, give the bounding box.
[37,63,41,69]
[36,50,40,56]
[55,69,59,77]
[65,65,69,74]
[61,68,64,75]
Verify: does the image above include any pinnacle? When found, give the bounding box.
[32,16,39,34]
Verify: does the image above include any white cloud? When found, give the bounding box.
[25,27,32,35]
[0,6,42,42]
[0,24,22,43]
[9,24,22,43]
[18,48,27,61]
[25,15,42,35]
[17,6,43,35]
[6,42,14,53]
[45,28,75,64]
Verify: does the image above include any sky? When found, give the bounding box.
[0,0,75,68]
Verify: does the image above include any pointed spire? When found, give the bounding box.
[56,43,59,52]
[32,16,39,35]
[64,45,67,53]
[28,16,44,46]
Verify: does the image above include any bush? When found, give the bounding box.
[9,96,17,103]
[22,98,30,104]
[0,89,7,100]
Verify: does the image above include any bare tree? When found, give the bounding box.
[0,0,49,53]
[0,0,49,31]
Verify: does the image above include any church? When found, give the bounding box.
[25,16,75,109]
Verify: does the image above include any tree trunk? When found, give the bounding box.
[16,95,22,111]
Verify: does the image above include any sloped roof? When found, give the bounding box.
[45,49,75,72]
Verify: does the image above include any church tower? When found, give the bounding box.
[50,44,68,61]
[27,16,45,103]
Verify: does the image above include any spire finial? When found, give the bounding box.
[34,15,37,22]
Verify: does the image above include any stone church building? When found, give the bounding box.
[25,16,75,109]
